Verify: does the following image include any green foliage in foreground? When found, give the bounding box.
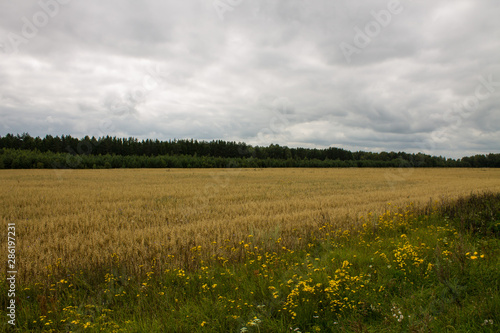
[2,193,500,332]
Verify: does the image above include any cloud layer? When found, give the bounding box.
[1,0,499,158]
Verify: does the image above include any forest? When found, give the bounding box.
[0,133,498,169]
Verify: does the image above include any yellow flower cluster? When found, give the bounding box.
[283,260,368,320]
[392,240,425,280]
[466,251,485,260]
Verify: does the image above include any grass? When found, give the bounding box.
[2,191,500,332]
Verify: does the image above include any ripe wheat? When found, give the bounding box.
[1,168,499,281]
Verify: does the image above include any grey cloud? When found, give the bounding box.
[0,0,499,159]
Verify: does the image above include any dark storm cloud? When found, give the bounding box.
[0,0,499,158]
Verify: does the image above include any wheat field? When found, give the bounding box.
[2,168,500,281]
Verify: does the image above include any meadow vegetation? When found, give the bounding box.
[1,169,500,331]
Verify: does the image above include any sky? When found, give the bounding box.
[0,0,499,159]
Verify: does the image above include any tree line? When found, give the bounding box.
[0,133,498,169]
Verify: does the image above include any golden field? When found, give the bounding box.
[2,168,500,281]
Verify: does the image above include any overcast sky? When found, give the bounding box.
[0,0,499,158]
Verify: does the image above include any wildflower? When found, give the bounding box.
[482,319,493,326]
[391,304,404,322]
[200,321,207,327]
